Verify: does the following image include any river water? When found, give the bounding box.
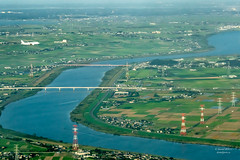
[1,31,240,160]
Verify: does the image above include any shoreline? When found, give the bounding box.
[70,62,240,149]
[0,128,180,160]
[0,40,214,115]
[1,30,239,150]
[1,56,239,151]
[0,66,67,116]
[0,28,224,114]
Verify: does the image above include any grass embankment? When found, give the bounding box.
[71,67,133,135]
[0,126,71,149]
[1,125,152,159]
[70,67,240,148]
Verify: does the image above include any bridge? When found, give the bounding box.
[0,86,146,91]
[64,64,130,67]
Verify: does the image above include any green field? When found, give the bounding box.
[69,56,240,148]
[1,5,240,157]
[1,13,240,70]
[89,56,240,146]
[1,9,240,110]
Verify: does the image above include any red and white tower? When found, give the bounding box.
[200,104,205,124]
[72,125,79,151]
[180,113,186,135]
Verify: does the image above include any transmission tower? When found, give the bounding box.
[15,144,19,160]
[180,113,186,135]
[200,105,205,124]
[72,125,79,151]
[232,92,236,107]
[126,62,129,81]
[227,61,231,77]
[218,98,222,114]
[29,64,33,77]
[162,67,165,77]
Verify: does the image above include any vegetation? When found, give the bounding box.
[1,4,240,158]
[0,66,67,116]
[71,56,240,148]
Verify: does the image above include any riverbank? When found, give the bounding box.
[0,66,67,116]
[70,65,240,148]
[0,65,180,160]
[1,127,180,160]
[0,26,222,116]
[0,39,213,116]
[1,30,240,160]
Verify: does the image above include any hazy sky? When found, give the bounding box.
[1,0,157,4]
[0,0,232,4]
[0,0,239,6]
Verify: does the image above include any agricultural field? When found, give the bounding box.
[98,56,240,142]
[1,5,240,156]
[1,8,240,111]
[1,9,240,71]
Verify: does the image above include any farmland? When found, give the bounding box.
[91,56,240,145]
[1,5,240,158]
[1,7,240,110]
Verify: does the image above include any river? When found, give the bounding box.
[1,31,240,160]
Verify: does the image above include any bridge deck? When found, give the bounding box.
[64,64,130,67]
[0,87,146,90]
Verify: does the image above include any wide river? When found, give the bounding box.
[1,31,240,160]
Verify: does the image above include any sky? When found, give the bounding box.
[0,0,163,9]
[1,0,157,4]
[0,0,234,4]
[0,0,239,8]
